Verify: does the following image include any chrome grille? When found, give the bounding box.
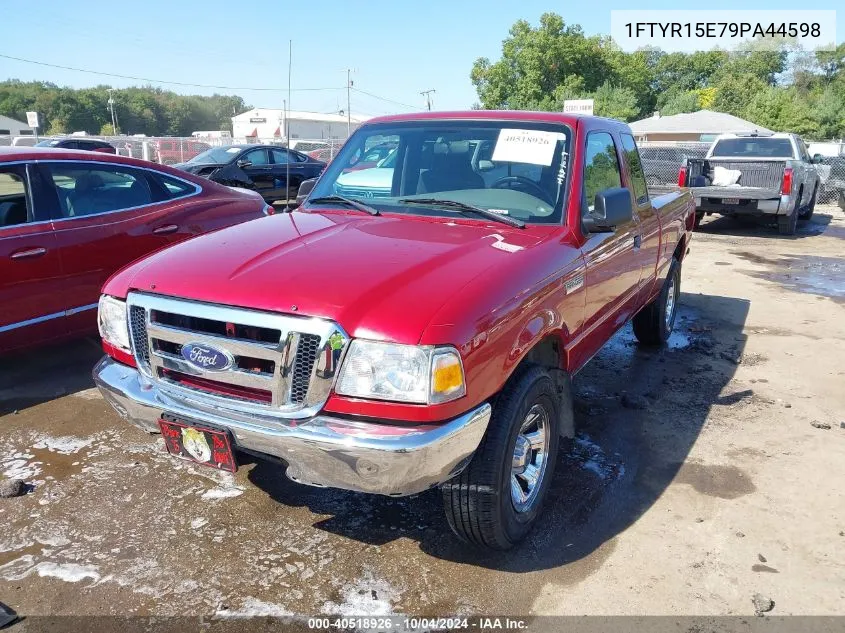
[334,185,392,199]
[126,292,348,420]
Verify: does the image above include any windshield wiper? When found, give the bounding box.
[308,195,380,216]
[398,198,525,229]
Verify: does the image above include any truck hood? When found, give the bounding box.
[113,211,546,344]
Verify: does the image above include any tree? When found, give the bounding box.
[711,73,769,118]
[591,83,639,121]
[660,92,701,116]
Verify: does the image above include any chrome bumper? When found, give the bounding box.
[93,356,491,496]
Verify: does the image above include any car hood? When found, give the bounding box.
[110,211,546,344]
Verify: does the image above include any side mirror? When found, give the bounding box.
[236,159,252,169]
[293,178,317,208]
[583,187,633,233]
[812,153,824,164]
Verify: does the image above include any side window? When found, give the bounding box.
[46,164,153,218]
[271,149,290,165]
[621,134,649,206]
[583,132,622,213]
[154,173,196,199]
[245,149,270,166]
[0,167,31,228]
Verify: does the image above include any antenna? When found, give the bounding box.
[287,39,292,207]
[420,89,436,111]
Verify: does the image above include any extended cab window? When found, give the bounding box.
[621,134,649,206]
[583,132,622,213]
[0,167,31,228]
[46,164,154,218]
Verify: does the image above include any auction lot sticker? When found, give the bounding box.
[492,129,565,166]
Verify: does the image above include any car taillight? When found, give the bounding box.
[263,204,275,216]
[781,167,793,195]
[678,166,687,187]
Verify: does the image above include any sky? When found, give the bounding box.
[1,0,842,119]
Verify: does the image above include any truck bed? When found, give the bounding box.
[687,158,785,200]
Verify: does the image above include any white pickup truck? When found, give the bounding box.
[680,132,821,235]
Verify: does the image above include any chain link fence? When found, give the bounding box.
[0,134,348,165]
[638,140,845,208]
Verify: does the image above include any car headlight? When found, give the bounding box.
[336,341,466,404]
[98,295,130,353]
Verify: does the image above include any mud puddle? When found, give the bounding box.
[733,252,845,303]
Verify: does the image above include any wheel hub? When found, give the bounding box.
[510,404,550,513]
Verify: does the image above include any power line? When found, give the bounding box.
[350,87,423,110]
[0,53,338,92]
[420,89,436,110]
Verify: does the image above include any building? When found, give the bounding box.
[231,108,370,142]
[629,110,773,142]
[0,114,35,137]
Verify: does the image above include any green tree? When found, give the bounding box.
[590,83,639,121]
[660,91,701,116]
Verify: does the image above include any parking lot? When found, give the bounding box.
[1,205,844,619]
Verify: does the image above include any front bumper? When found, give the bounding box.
[93,356,491,496]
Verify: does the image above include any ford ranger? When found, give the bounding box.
[680,132,821,235]
[93,111,695,549]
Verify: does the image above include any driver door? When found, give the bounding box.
[239,148,275,200]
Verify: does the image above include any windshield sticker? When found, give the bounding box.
[557,149,569,185]
[488,208,510,215]
[486,234,523,253]
[226,147,241,153]
[492,129,565,166]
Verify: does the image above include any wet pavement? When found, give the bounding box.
[1,205,844,620]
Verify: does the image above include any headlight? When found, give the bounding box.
[336,341,466,404]
[97,295,130,353]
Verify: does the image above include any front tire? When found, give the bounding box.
[633,256,681,345]
[442,365,567,550]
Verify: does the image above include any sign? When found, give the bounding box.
[491,129,566,166]
[563,99,594,116]
[249,117,267,123]
[26,111,40,128]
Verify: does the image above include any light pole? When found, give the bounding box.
[107,88,118,135]
[420,89,435,111]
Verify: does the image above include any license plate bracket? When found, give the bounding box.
[158,415,237,472]
[722,198,741,205]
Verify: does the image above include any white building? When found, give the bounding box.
[232,108,369,142]
[0,114,35,137]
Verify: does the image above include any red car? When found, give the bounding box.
[94,111,695,548]
[154,140,212,165]
[0,147,271,354]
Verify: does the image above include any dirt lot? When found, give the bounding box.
[1,206,844,622]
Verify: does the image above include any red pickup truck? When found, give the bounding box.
[93,111,695,549]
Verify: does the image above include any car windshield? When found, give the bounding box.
[187,146,242,164]
[35,139,62,147]
[307,120,572,224]
[711,138,794,158]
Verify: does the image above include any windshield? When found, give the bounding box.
[711,138,794,158]
[187,146,243,164]
[35,139,62,147]
[307,120,572,225]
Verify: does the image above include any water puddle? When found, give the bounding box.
[734,252,845,303]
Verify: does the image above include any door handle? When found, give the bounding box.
[633,235,642,249]
[153,224,178,235]
[10,247,47,260]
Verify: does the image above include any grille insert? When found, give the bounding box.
[129,306,150,367]
[291,334,320,403]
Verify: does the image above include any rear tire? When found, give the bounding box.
[442,365,567,550]
[633,256,681,346]
[693,212,704,229]
[777,204,799,235]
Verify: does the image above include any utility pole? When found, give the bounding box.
[420,89,435,111]
[346,68,352,136]
[107,88,118,135]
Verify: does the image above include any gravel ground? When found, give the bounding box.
[1,206,843,622]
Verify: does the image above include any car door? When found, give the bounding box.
[620,133,662,303]
[238,148,275,200]
[0,163,66,353]
[38,160,179,337]
[575,131,643,365]
[270,148,313,203]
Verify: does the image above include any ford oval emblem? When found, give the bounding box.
[181,342,234,372]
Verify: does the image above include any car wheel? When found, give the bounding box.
[633,256,681,346]
[777,202,799,235]
[694,212,704,229]
[799,186,817,221]
[442,365,568,550]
